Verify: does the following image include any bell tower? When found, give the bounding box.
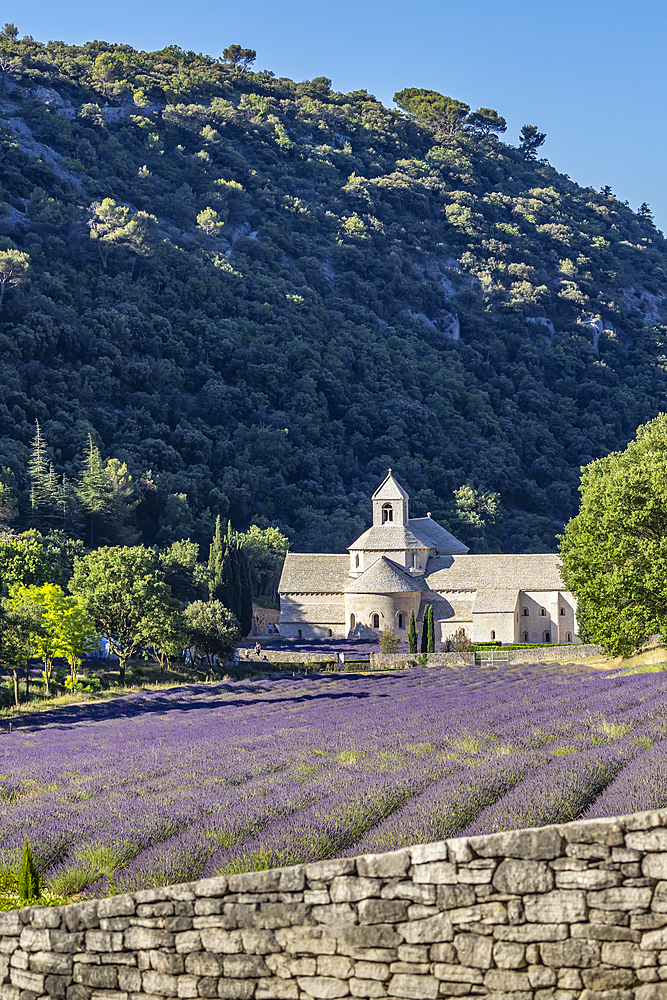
[371,470,409,527]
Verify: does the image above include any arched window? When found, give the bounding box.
[398,613,404,629]
[540,608,546,616]
[491,631,496,640]
[543,631,551,643]
[522,608,529,616]
[382,503,393,523]
[355,554,359,568]
[567,632,572,642]
[372,613,380,629]
[560,607,565,616]
[297,629,302,638]
[522,632,528,643]
[327,629,333,638]
[350,613,355,629]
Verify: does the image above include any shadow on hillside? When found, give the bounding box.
[0,673,378,736]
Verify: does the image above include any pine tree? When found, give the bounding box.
[18,838,40,902]
[427,604,435,653]
[408,610,417,653]
[78,434,112,547]
[27,421,59,527]
[420,605,429,654]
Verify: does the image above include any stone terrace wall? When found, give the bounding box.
[4,810,667,1000]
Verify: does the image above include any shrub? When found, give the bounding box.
[379,627,399,653]
[18,839,41,903]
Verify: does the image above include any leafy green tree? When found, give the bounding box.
[394,88,470,134]
[0,23,18,42]
[221,44,256,72]
[379,626,398,653]
[15,582,62,695]
[143,603,187,672]
[560,413,667,656]
[70,545,173,685]
[0,249,29,307]
[407,609,417,654]
[239,524,289,599]
[197,207,225,236]
[0,590,39,707]
[518,124,546,160]
[88,199,159,271]
[0,467,18,530]
[159,539,208,604]
[454,485,501,549]
[51,594,99,690]
[183,599,241,675]
[466,107,507,137]
[18,839,40,903]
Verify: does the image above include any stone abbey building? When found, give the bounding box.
[278,471,579,645]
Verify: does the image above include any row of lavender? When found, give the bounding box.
[1,663,667,897]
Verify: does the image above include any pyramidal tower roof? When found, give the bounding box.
[371,469,409,502]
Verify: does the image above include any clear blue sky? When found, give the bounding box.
[14,0,667,230]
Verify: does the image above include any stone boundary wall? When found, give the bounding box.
[5,810,667,999]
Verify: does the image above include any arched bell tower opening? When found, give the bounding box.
[382,503,393,523]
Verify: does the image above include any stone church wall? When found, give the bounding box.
[4,809,667,999]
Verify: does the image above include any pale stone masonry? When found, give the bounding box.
[278,472,580,645]
[5,809,667,999]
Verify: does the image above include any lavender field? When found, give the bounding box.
[1,662,667,898]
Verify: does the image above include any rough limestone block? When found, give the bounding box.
[636,985,667,1000]
[397,914,453,945]
[189,878,227,899]
[198,929,242,954]
[330,878,381,903]
[117,968,141,992]
[85,932,123,953]
[275,926,336,956]
[141,970,179,996]
[358,900,408,926]
[265,953,317,978]
[527,965,557,987]
[240,929,279,955]
[469,826,562,860]
[296,975,350,998]
[381,883,436,905]
[601,941,657,967]
[627,830,667,852]
[571,923,639,942]
[410,843,449,866]
[540,938,601,967]
[447,902,507,926]
[0,913,21,936]
[216,979,255,998]
[305,859,356,882]
[123,927,173,950]
[447,839,473,865]
[483,968,531,991]
[305,890,330,906]
[555,868,622,890]
[148,951,184,975]
[19,929,51,953]
[430,963,483,984]
[9,967,45,992]
[279,868,305,893]
[386,973,439,998]
[492,941,525,969]
[453,934,492,970]
[317,956,354,979]
[9,950,28,969]
[28,951,73,975]
[563,818,624,846]
[256,979,300,999]
[558,966,583,989]
[644,855,667,880]
[411,863,457,885]
[587,887,653,911]
[523,890,586,923]
[428,944,455,963]
[493,923,568,943]
[175,974,198,998]
[222,953,269,978]
[581,968,637,989]
[24,907,62,929]
[97,898,135,920]
[348,978,386,998]
[353,961,389,981]
[357,851,410,880]
[311,904,357,927]
[492,859,553,894]
[174,931,201,954]
[50,931,85,953]
[73,964,118,989]
[435,885,474,910]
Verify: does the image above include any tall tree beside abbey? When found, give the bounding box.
[0,25,665,556]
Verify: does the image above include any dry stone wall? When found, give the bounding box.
[4,810,667,1000]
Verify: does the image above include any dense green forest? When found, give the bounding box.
[0,24,666,554]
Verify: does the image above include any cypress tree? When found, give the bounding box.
[427,604,435,653]
[236,544,253,636]
[208,516,226,601]
[18,838,40,902]
[408,610,417,653]
[420,605,429,654]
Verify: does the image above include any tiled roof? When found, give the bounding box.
[472,589,520,614]
[372,471,410,501]
[428,594,476,622]
[409,517,469,555]
[279,553,350,593]
[279,603,346,625]
[349,524,434,551]
[345,556,429,595]
[426,553,564,591]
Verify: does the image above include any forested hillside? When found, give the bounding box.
[0,26,666,554]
